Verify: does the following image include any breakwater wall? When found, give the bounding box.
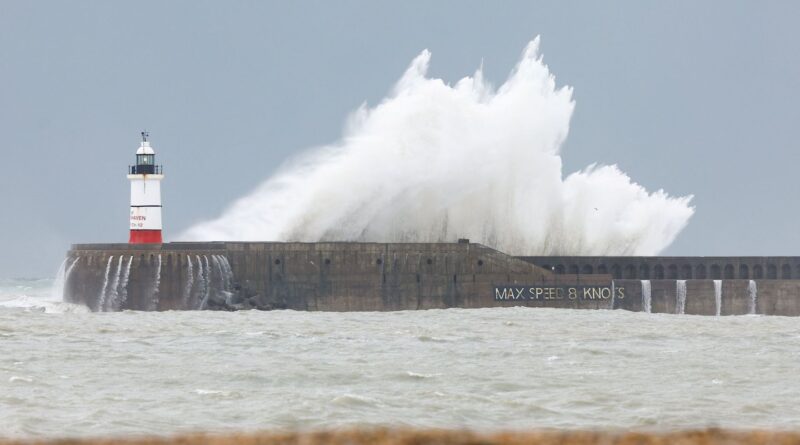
[60,242,800,315]
[64,241,607,311]
[521,256,800,280]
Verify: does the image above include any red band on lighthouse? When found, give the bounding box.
[129,230,163,244]
[128,132,164,245]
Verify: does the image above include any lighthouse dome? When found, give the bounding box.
[136,141,155,155]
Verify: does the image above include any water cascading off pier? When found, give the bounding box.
[676,280,687,315]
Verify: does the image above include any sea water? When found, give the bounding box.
[0,278,797,439]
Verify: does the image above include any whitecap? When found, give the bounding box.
[331,393,379,407]
[404,371,441,379]
[0,295,90,314]
[9,376,33,383]
[193,389,243,399]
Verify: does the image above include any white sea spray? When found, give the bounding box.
[180,38,693,255]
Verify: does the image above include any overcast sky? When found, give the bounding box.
[2,1,799,277]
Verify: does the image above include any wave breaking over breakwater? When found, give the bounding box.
[180,38,694,256]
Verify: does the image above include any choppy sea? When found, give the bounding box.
[1,277,799,439]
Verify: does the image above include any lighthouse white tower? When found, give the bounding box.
[128,131,164,244]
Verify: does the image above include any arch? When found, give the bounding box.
[541,264,551,271]
[569,264,579,275]
[555,264,565,274]
[710,264,721,279]
[654,264,665,279]
[582,264,594,275]
[767,264,777,279]
[739,264,749,279]
[681,264,693,279]
[724,264,734,279]
[753,265,764,279]
[781,264,792,279]
[167,254,173,266]
[639,264,650,279]
[667,264,678,279]
[597,264,608,275]
[696,264,707,279]
[624,264,636,279]
[611,264,621,279]
[796,264,800,279]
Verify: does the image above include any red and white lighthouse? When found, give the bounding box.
[128,131,164,244]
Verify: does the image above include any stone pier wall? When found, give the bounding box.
[613,279,800,316]
[66,241,606,312]
[62,242,800,315]
[64,243,227,311]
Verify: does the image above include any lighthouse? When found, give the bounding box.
[128,131,164,244]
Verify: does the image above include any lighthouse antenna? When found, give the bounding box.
[141,130,149,142]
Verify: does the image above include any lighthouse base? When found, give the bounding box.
[129,230,162,244]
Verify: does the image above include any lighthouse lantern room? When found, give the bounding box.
[128,131,164,244]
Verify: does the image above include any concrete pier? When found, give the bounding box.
[62,242,800,315]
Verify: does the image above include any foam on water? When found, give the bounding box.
[0,278,89,314]
[0,305,798,438]
[180,38,694,256]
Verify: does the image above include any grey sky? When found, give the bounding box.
[2,1,799,277]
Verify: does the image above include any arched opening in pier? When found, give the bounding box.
[667,264,678,279]
[582,264,593,275]
[625,264,636,279]
[639,264,650,279]
[710,264,721,279]
[555,264,565,274]
[781,264,791,279]
[739,264,749,279]
[696,264,707,279]
[724,264,734,279]
[753,265,764,279]
[611,264,621,279]
[654,265,664,279]
[767,264,777,279]
[597,264,608,274]
[569,264,579,275]
[681,264,693,279]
